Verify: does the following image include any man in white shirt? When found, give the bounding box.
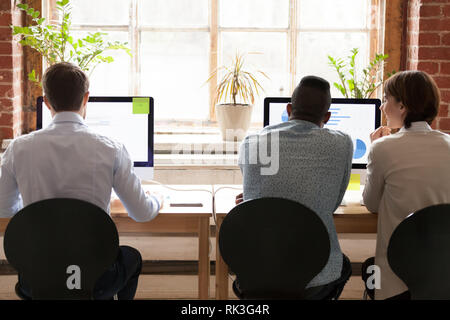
[0,62,163,299]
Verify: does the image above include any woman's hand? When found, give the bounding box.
[235,192,244,205]
[370,126,391,142]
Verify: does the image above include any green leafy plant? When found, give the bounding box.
[328,48,395,99]
[12,0,131,83]
[206,52,269,106]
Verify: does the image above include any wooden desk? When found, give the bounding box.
[113,184,213,299]
[212,185,377,300]
[0,184,213,300]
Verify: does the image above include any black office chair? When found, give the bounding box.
[3,198,119,300]
[218,197,333,299]
[388,203,450,300]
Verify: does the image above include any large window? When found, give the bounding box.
[45,0,383,125]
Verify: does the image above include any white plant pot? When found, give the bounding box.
[215,104,253,141]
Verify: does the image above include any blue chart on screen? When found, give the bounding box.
[281,109,289,122]
[353,139,367,159]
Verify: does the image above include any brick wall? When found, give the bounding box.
[407,0,450,133]
[0,0,23,145]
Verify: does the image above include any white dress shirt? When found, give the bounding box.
[363,121,450,299]
[0,112,160,222]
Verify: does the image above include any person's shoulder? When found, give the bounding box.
[322,128,351,139]
[424,129,450,149]
[241,132,258,143]
[241,124,281,143]
[318,128,350,138]
[240,132,260,152]
[261,121,293,134]
[431,129,450,141]
[319,128,352,145]
[373,130,408,145]
[369,132,402,155]
[82,127,123,151]
[7,130,40,149]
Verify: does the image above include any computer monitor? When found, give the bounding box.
[36,96,154,180]
[263,97,381,169]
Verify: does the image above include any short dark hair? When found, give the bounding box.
[291,76,331,123]
[384,71,440,129]
[42,62,89,112]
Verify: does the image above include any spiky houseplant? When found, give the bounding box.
[206,52,268,141]
[12,0,131,84]
[208,52,267,106]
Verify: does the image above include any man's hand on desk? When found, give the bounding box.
[147,191,164,210]
[235,192,243,205]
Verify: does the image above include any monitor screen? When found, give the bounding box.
[36,96,154,179]
[264,97,381,169]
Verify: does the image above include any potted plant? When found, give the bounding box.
[328,48,395,99]
[207,52,268,141]
[12,0,131,84]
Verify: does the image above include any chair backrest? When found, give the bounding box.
[388,203,450,300]
[218,197,330,299]
[3,198,119,300]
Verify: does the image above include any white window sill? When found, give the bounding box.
[2,128,257,169]
[154,130,244,168]
[155,154,239,168]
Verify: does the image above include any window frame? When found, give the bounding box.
[43,0,384,124]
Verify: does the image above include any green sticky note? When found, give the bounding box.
[348,173,361,191]
[132,97,150,114]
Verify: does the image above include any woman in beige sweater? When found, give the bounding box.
[362,71,450,300]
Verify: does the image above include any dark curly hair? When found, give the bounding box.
[291,75,331,123]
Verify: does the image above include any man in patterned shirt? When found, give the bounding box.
[236,75,353,299]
